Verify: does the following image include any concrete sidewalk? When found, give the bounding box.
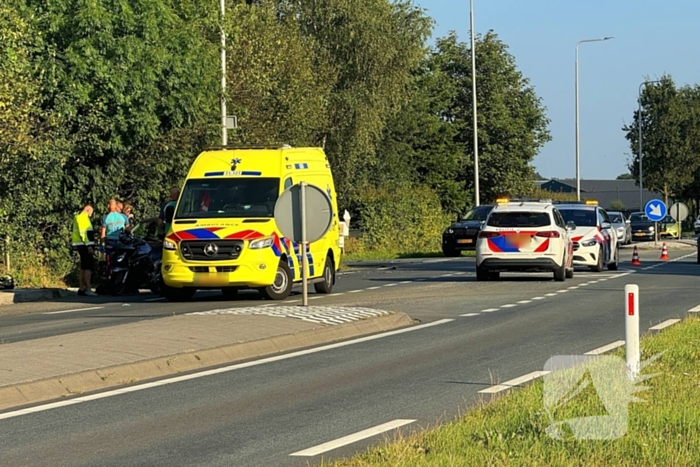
[0,307,412,412]
[0,288,75,306]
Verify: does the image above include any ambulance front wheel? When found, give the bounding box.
[260,259,293,300]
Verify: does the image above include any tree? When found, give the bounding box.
[616,173,634,180]
[623,75,700,205]
[609,200,626,211]
[278,0,434,208]
[376,31,551,215]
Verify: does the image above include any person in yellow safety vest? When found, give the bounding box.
[71,203,96,296]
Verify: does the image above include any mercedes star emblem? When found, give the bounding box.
[203,243,219,257]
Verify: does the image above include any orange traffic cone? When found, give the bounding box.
[660,243,669,261]
[631,245,641,266]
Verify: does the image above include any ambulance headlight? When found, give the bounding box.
[580,238,597,247]
[249,237,274,250]
[164,240,177,251]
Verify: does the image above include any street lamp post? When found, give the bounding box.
[575,36,613,201]
[220,0,227,146]
[637,80,662,210]
[470,0,479,206]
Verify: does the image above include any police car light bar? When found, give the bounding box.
[496,197,552,204]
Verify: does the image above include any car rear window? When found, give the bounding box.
[487,211,551,228]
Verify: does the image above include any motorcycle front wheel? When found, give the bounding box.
[111,270,128,296]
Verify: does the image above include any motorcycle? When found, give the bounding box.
[99,229,163,296]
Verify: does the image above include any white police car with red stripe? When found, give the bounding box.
[555,201,619,272]
[475,199,575,282]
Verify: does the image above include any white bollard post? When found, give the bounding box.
[625,284,640,380]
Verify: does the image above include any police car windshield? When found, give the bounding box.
[558,209,596,227]
[487,211,551,228]
[175,178,280,219]
[462,206,491,221]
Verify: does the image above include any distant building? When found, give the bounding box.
[538,179,668,212]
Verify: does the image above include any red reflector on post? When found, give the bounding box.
[628,292,634,316]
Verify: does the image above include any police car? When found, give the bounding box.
[555,201,619,272]
[475,199,574,281]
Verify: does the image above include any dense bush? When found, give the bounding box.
[353,185,452,255]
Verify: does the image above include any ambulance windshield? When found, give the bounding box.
[175,177,280,219]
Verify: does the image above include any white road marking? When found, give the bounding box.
[331,293,345,297]
[399,281,412,284]
[532,297,545,300]
[517,300,532,304]
[145,297,165,302]
[649,319,682,331]
[348,290,362,293]
[309,296,323,300]
[556,290,569,294]
[545,293,557,297]
[384,284,397,287]
[481,308,499,313]
[501,304,516,308]
[479,371,551,394]
[584,340,625,355]
[43,306,105,315]
[567,286,579,290]
[688,304,700,313]
[441,274,454,277]
[460,313,481,317]
[0,319,455,421]
[454,272,466,276]
[367,286,381,290]
[290,419,417,457]
[579,283,589,287]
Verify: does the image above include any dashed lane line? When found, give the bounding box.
[517,300,532,304]
[688,304,700,313]
[44,306,105,315]
[649,319,682,331]
[479,371,550,394]
[501,304,516,308]
[460,313,481,317]
[289,419,417,457]
[482,308,499,313]
[584,340,625,355]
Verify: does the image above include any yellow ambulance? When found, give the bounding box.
[161,145,341,301]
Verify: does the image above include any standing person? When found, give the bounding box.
[158,187,180,235]
[101,199,130,240]
[123,203,135,225]
[72,203,96,296]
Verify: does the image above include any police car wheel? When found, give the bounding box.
[590,247,604,273]
[608,247,619,271]
[476,266,490,281]
[314,255,334,294]
[261,260,293,300]
[554,263,566,282]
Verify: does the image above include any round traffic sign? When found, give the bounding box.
[644,199,667,222]
[669,202,689,222]
[274,183,333,243]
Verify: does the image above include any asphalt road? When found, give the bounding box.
[0,249,698,466]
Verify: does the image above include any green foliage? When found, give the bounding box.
[616,173,635,180]
[624,75,700,203]
[0,0,552,285]
[353,185,452,255]
[608,199,626,211]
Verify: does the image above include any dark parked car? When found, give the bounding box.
[629,212,655,241]
[442,205,494,257]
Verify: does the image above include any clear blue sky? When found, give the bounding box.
[413,0,700,180]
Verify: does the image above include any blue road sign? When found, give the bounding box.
[645,199,667,222]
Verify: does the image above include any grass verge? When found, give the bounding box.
[324,317,700,466]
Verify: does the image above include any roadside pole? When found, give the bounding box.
[625,284,640,380]
[300,182,308,306]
